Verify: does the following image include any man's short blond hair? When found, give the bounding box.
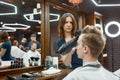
[81,25,106,58]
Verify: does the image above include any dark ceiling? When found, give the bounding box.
[0,0,38,25]
[0,0,41,40]
[60,0,120,25]
[99,0,120,4]
[1,0,120,28]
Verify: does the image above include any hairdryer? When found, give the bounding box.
[57,36,79,55]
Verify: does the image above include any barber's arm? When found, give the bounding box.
[0,42,6,56]
[57,37,78,67]
[61,47,76,66]
[0,48,6,56]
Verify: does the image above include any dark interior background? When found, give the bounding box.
[0,0,41,42]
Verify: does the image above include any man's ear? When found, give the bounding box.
[83,45,88,53]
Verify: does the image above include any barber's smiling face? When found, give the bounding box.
[76,35,84,59]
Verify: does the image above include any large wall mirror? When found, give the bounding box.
[0,0,43,70]
[49,2,82,57]
[0,0,83,75]
[50,4,68,56]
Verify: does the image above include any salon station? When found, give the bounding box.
[0,0,120,80]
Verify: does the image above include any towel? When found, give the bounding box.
[41,67,61,75]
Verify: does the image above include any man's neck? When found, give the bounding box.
[31,49,36,52]
[83,56,97,63]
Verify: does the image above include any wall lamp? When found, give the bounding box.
[2,23,30,30]
[91,0,120,7]
[105,21,120,38]
[0,27,16,32]
[0,1,17,15]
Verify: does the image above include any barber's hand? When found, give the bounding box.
[61,47,76,57]
[19,45,23,49]
[61,47,76,66]
[69,47,76,55]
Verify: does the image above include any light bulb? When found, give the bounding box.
[37,3,41,9]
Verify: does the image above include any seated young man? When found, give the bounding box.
[23,42,41,67]
[63,25,119,80]
[11,40,26,58]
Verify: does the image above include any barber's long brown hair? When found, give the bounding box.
[58,13,77,39]
[0,31,9,42]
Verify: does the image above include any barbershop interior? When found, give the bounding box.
[0,0,120,80]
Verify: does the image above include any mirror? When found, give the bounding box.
[0,0,42,69]
[0,0,82,73]
[50,5,67,56]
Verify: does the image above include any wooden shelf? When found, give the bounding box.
[0,65,44,76]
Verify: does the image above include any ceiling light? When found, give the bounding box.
[33,8,37,14]
[23,12,60,24]
[69,0,83,5]
[91,0,120,7]
[21,1,25,5]
[49,13,60,22]
[37,3,41,9]
[105,21,120,38]
[23,11,41,24]
[97,0,101,4]
[37,32,41,35]
[103,53,107,57]
[0,22,3,24]
[30,14,34,20]
[24,3,60,24]
[0,1,17,15]
[2,23,30,29]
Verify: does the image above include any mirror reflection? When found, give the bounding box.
[0,1,41,68]
[49,3,84,70]
[50,4,80,57]
[50,4,69,56]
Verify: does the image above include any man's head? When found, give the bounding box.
[30,34,36,42]
[76,25,106,60]
[12,40,18,46]
[22,38,27,43]
[58,13,77,39]
[31,42,37,51]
